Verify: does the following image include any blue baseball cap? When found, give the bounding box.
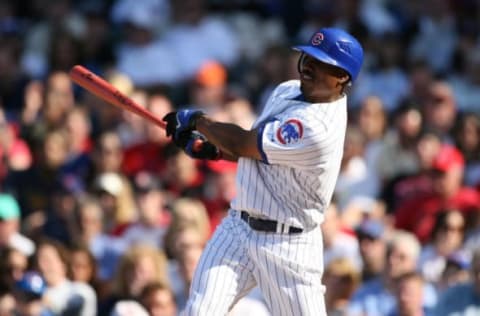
[355,219,385,239]
[446,251,471,270]
[293,27,364,81]
[16,272,47,297]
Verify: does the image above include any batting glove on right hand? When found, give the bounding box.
[162,109,204,143]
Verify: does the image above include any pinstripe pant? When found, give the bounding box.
[182,210,327,316]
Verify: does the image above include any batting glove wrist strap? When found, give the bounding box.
[162,109,204,141]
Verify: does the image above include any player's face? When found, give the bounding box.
[298,54,349,103]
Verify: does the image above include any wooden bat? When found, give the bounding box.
[69,65,167,129]
[69,65,203,151]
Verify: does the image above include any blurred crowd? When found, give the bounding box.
[0,0,479,315]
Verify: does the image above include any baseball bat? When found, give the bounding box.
[69,65,203,151]
[69,65,167,129]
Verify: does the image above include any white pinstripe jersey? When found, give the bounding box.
[231,80,347,230]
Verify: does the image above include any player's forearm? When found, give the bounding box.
[196,116,261,160]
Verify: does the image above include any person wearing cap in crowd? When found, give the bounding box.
[355,219,387,282]
[435,248,480,315]
[13,271,53,316]
[0,194,35,257]
[93,172,137,235]
[395,144,480,243]
[348,230,437,316]
[188,60,229,115]
[120,171,170,248]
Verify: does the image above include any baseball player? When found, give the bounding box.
[163,27,364,316]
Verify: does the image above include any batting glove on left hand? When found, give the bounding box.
[162,109,204,143]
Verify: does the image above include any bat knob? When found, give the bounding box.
[192,139,203,152]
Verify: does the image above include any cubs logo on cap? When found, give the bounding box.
[311,32,324,46]
[277,119,303,145]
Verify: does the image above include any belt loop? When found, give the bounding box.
[283,224,290,234]
[276,223,282,234]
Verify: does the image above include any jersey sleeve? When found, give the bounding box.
[258,110,332,170]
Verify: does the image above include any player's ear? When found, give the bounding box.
[338,75,349,85]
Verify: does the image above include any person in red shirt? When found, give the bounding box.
[395,145,480,243]
[122,94,173,177]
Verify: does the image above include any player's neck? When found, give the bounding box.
[307,93,344,104]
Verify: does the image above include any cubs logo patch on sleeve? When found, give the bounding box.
[276,119,303,144]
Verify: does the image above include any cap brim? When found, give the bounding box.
[293,45,342,68]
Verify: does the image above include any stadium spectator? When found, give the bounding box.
[390,272,430,316]
[110,245,169,306]
[92,132,124,174]
[162,144,205,198]
[423,81,458,142]
[13,271,53,316]
[419,210,466,285]
[453,112,480,188]
[0,247,29,287]
[93,172,137,235]
[139,281,177,316]
[76,198,126,283]
[121,93,173,177]
[335,126,379,214]
[395,145,480,243]
[0,107,32,180]
[69,245,102,300]
[438,251,471,292]
[348,230,437,315]
[0,194,35,257]
[434,248,480,315]
[356,96,387,171]
[163,0,240,81]
[381,128,441,212]
[34,239,97,316]
[324,257,361,316]
[120,172,170,248]
[376,101,423,185]
[201,160,238,233]
[355,219,387,282]
[322,202,361,270]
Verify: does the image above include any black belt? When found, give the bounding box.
[240,211,303,234]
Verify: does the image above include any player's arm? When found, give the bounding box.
[196,116,261,161]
